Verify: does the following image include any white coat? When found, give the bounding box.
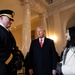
[62,47,75,75]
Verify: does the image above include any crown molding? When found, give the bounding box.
[47,0,75,15]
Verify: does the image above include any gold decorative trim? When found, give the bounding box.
[5,53,13,64]
[0,14,13,19]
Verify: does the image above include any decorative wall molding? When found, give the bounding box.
[19,0,32,6]
[47,0,75,15]
[45,0,53,4]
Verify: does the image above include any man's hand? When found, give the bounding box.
[52,70,57,75]
[29,69,34,75]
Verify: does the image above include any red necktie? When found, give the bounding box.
[40,38,43,47]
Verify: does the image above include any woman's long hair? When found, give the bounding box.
[66,26,75,48]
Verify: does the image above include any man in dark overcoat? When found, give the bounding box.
[29,26,57,75]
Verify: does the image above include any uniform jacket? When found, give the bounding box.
[62,47,75,75]
[29,37,57,75]
[0,25,16,64]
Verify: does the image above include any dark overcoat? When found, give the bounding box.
[29,37,57,75]
[0,25,17,75]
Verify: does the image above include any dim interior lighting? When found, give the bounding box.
[49,35,57,42]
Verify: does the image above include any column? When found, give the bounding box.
[20,0,31,56]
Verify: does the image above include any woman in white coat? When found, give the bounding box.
[61,26,75,75]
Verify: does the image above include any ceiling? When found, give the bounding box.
[0,0,62,26]
[0,0,74,30]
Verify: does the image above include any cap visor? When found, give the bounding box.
[7,17,14,21]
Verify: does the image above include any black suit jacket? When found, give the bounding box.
[29,37,57,75]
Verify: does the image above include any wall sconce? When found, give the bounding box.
[49,35,58,42]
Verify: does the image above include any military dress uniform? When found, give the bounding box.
[0,9,17,75]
